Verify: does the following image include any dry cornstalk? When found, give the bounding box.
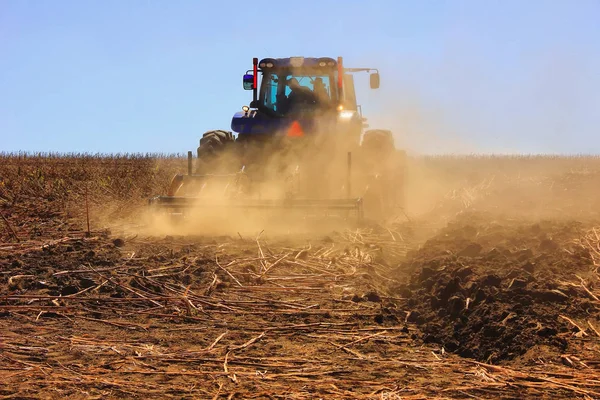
[587,320,600,337]
[215,254,243,287]
[342,330,388,347]
[0,212,20,242]
[223,351,237,383]
[230,332,266,351]
[559,315,588,337]
[206,331,228,351]
[575,275,599,301]
[256,230,267,272]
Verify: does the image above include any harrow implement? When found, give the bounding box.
[148,151,365,222]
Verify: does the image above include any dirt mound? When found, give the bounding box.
[393,214,599,363]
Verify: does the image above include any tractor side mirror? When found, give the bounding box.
[243,74,254,90]
[370,72,380,89]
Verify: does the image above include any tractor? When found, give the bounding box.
[149,56,404,225]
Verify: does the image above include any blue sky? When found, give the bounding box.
[1,0,598,154]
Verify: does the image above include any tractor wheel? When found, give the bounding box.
[361,129,395,155]
[196,130,236,173]
[359,129,405,222]
[197,130,235,159]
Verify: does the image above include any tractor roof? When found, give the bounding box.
[258,57,337,69]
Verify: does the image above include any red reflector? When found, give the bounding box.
[287,121,304,137]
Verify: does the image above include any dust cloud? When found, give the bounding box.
[344,32,600,222]
[103,42,600,239]
[131,120,395,238]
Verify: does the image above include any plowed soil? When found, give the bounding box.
[1,154,599,399]
[395,216,598,363]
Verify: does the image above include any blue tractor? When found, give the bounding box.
[150,56,404,223]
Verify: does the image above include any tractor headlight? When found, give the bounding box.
[242,105,250,112]
[266,62,274,68]
[339,110,355,120]
[319,61,326,67]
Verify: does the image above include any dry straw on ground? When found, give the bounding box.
[1,153,599,399]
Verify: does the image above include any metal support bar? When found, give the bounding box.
[357,198,364,222]
[149,195,365,223]
[181,173,241,180]
[149,195,361,209]
[187,151,192,176]
[151,197,361,206]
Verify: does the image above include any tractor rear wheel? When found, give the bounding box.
[359,129,405,222]
[361,129,395,156]
[196,130,236,173]
[198,130,235,158]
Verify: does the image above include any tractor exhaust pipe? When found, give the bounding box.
[252,57,258,104]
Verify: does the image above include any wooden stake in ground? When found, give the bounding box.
[85,182,91,237]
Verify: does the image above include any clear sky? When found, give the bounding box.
[1,0,599,154]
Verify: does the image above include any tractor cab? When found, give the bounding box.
[232,56,380,139]
[251,57,339,116]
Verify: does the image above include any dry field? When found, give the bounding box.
[1,153,599,399]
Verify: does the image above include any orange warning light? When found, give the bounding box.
[287,121,304,137]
